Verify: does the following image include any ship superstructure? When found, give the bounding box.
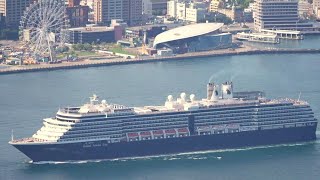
[9,81,318,162]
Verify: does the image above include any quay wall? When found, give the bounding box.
[1,48,320,75]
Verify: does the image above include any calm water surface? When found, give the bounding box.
[0,45,320,179]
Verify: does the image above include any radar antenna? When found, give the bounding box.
[298,92,302,102]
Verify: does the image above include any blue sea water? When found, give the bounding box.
[1,38,320,179]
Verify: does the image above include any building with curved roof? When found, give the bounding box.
[152,23,232,53]
[153,23,224,48]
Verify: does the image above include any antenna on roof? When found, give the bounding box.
[298,91,302,102]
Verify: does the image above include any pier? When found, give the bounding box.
[260,29,303,40]
[236,32,280,44]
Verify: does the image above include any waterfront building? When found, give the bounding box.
[125,25,167,40]
[0,0,32,27]
[153,23,232,53]
[67,25,122,44]
[93,0,142,26]
[253,0,313,31]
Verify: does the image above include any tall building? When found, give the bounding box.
[129,0,143,25]
[67,0,89,27]
[254,0,313,31]
[94,0,142,26]
[0,0,32,27]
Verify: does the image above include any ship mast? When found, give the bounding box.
[11,129,14,141]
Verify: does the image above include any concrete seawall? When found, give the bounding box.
[1,48,320,75]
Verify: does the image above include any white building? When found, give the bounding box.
[186,4,206,22]
[314,0,320,10]
[167,0,178,17]
[176,2,187,20]
[254,0,313,31]
[314,0,320,18]
[167,0,207,22]
[298,0,312,17]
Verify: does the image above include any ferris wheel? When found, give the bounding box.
[20,0,69,61]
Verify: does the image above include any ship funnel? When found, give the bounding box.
[207,83,214,100]
[210,85,219,101]
[221,81,233,99]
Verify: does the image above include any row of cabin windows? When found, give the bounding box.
[255,109,312,115]
[198,130,239,135]
[195,119,252,125]
[59,135,122,142]
[256,112,313,118]
[62,131,123,138]
[195,114,254,120]
[123,118,188,126]
[70,117,188,127]
[192,109,254,117]
[258,118,315,125]
[124,125,187,134]
[71,124,118,130]
[195,115,314,125]
[128,134,188,141]
[256,114,314,120]
[66,127,122,135]
[124,121,186,129]
[121,115,189,122]
[256,106,310,112]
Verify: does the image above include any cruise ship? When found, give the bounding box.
[9,81,318,162]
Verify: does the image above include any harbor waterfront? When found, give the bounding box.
[1,47,320,75]
[1,52,320,179]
